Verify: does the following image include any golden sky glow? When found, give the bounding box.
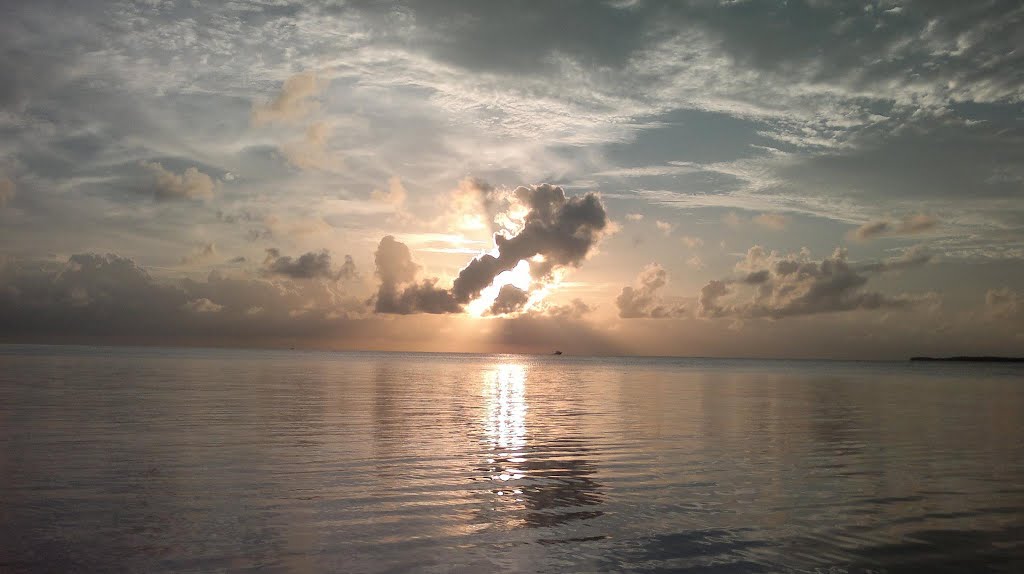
[0,1,1022,358]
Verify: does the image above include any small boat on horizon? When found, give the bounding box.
[552,350,563,355]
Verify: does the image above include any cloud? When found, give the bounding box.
[183,298,223,313]
[488,284,529,315]
[262,248,357,281]
[655,220,673,236]
[451,184,609,303]
[536,298,593,319]
[180,242,217,265]
[753,213,789,231]
[0,177,14,207]
[442,177,501,232]
[371,184,608,314]
[372,235,460,314]
[857,245,934,273]
[722,212,744,228]
[698,245,933,320]
[371,176,409,208]
[616,263,686,319]
[721,211,789,231]
[251,72,321,126]
[985,287,1022,320]
[853,214,939,240]
[625,213,644,221]
[0,253,368,342]
[282,121,341,171]
[140,161,215,201]
[680,235,703,248]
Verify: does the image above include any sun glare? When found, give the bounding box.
[466,260,533,317]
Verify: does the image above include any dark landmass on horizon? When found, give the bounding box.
[911,356,1024,363]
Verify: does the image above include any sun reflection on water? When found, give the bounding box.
[476,361,606,533]
[483,363,527,472]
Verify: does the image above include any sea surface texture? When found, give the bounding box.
[1,345,1022,573]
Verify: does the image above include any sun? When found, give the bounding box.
[466,260,533,317]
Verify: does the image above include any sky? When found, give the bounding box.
[0,0,1022,359]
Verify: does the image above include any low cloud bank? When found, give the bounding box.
[616,264,686,319]
[698,245,934,319]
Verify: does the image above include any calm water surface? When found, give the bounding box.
[1,345,1022,573]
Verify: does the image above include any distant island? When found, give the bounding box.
[911,356,1024,363]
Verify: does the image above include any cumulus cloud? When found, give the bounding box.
[262,248,357,281]
[852,214,939,240]
[451,184,609,304]
[698,245,933,320]
[536,298,594,319]
[372,235,460,314]
[370,184,608,314]
[183,298,223,313]
[488,284,529,315]
[625,213,644,221]
[140,161,215,201]
[616,264,686,319]
[251,72,321,126]
[0,177,14,207]
[655,220,673,236]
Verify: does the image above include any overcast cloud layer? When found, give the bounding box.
[0,0,1022,358]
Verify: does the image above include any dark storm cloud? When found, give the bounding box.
[372,183,609,313]
[0,252,366,341]
[451,184,609,304]
[262,248,358,281]
[616,264,685,319]
[488,284,529,316]
[698,245,934,320]
[372,236,460,314]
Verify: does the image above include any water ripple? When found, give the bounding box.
[1,346,1022,572]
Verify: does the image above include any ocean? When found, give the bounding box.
[1,345,1022,573]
